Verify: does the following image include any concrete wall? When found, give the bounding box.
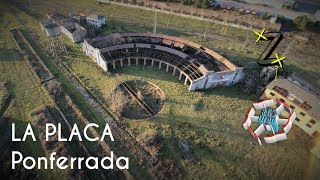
[207,68,243,88]
[82,40,107,71]
[189,76,206,91]
[186,67,244,91]
[96,51,107,71]
[39,21,61,37]
[44,26,61,37]
[58,23,86,43]
[60,25,75,42]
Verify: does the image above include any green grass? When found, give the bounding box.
[14,0,314,177]
[0,91,3,101]
[3,0,320,178]
[0,1,57,179]
[0,83,5,105]
[12,0,320,88]
[20,30,104,125]
[0,1,150,177]
[63,53,316,178]
[0,48,21,60]
[20,29,151,179]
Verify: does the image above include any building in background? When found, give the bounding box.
[70,14,87,24]
[47,12,87,42]
[86,14,106,28]
[261,78,320,158]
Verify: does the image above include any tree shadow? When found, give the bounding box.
[109,66,183,84]
[0,48,22,61]
[200,85,257,101]
[0,116,37,179]
[194,99,205,111]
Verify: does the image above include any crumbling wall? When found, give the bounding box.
[39,20,61,37]
[82,40,108,71]
[45,26,61,37]
[189,67,244,90]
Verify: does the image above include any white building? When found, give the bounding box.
[47,12,87,43]
[86,14,106,28]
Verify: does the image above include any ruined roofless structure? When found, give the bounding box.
[39,19,61,37]
[82,33,244,91]
[47,12,87,43]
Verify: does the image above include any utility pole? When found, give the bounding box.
[203,26,208,39]
[28,0,32,10]
[24,0,28,9]
[283,38,295,56]
[242,30,251,50]
[153,11,157,34]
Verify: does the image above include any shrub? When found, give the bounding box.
[137,131,163,158]
[195,0,209,8]
[109,87,128,115]
[294,15,310,30]
[180,0,194,5]
[200,0,209,9]
[195,0,201,8]
[137,90,144,101]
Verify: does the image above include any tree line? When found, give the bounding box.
[151,0,210,9]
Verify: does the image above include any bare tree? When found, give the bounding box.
[137,90,144,101]
[109,87,128,115]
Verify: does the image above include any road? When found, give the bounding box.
[215,0,319,21]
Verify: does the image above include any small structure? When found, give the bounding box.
[259,66,277,83]
[282,0,296,9]
[70,14,86,24]
[39,19,61,37]
[47,12,87,43]
[86,14,106,28]
[270,16,277,23]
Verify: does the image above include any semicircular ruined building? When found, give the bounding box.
[82,33,244,91]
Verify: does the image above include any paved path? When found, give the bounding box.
[215,0,319,21]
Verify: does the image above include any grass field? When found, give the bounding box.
[65,58,316,178]
[0,1,58,178]
[0,1,149,179]
[1,0,320,179]
[14,0,320,88]
[0,86,4,102]
[52,33,319,178]
[20,29,150,179]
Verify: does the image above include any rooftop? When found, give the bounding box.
[266,78,320,120]
[47,12,87,36]
[86,13,105,20]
